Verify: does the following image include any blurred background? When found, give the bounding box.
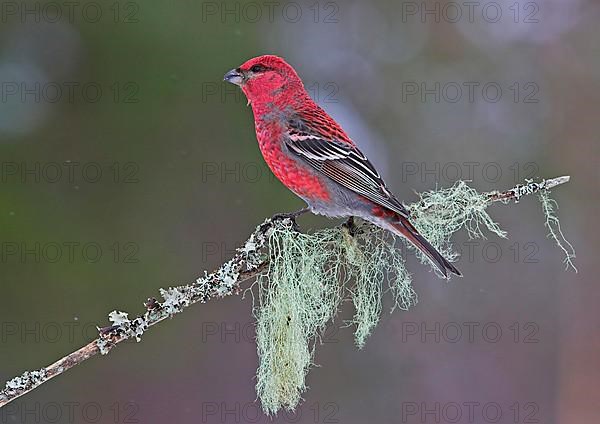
[1,0,598,423]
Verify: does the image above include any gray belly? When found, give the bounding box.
[299,180,375,220]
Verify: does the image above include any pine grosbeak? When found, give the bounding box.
[224,55,460,277]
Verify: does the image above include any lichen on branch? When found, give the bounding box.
[253,176,576,414]
[0,176,575,414]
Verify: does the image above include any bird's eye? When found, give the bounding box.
[250,64,267,73]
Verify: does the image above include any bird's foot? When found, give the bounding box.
[342,216,357,236]
[270,207,310,232]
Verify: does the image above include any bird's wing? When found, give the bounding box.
[284,127,409,219]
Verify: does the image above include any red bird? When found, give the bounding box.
[224,55,460,277]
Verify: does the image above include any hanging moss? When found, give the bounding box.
[538,190,577,271]
[254,223,345,415]
[254,181,575,415]
[254,219,417,414]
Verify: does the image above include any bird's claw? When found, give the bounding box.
[270,208,309,232]
[342,216,357,236]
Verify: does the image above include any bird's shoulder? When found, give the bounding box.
[288,102,355,146]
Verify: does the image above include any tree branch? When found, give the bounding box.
[486,175,570,202]
[0,175,571,408]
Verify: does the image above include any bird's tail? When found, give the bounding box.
[388,216,461,278]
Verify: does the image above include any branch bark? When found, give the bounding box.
[0,175,570,408]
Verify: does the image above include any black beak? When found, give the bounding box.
[223,68,244,86]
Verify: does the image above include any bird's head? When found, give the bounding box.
[223,55,304,105]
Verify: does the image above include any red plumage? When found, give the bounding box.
[224,55,460,277]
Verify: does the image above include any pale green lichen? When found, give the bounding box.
[108,310,130,327]
[0,369,47,401]
[107,310,148,342]
[255,222,345,415]
[343,227,384,349]
[160,287,192,315]
[255,219,416,415]
[539,190,577,271]
[342,224,415,348]
[97,337,113,355]
[407,181,506,266]
[0,180,574,410]
[255,181,575,415]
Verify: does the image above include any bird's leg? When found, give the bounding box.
[343,216,357,236]
[271,207,310,221]
[271,207,310,232]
